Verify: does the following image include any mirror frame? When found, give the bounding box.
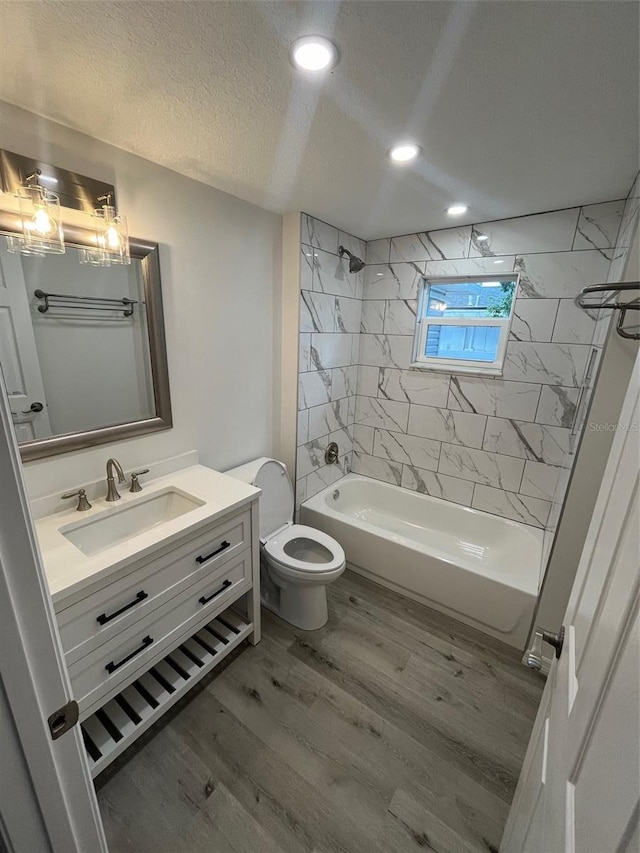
[0,211,172,461]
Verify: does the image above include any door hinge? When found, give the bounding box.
[48,699,79,740]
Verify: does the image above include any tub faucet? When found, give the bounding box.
[105,458,126,502]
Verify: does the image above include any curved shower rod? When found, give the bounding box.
[575,281,640,341]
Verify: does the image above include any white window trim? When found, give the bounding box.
[411,273,519,376]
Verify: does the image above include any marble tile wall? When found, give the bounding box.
[354,198,627,529]
[295,214,365,514]
[294,188,638,537]
[541,172,639,560]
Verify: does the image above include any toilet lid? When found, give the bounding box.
[254,459,294,539]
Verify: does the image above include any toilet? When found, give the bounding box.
[226,457,345,630]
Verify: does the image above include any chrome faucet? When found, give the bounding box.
[105,458,126,502]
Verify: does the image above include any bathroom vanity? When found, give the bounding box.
[34,463,261,777]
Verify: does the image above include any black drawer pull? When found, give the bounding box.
[105,636,153,674]
[196,540,231,564]
[96,590,148,625]
[198,579,233,606]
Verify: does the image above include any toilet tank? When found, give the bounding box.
[225,457,294,539]
[225,457,275,486]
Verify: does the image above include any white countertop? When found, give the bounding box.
[35,465,259,606]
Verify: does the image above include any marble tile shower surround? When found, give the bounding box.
[295,197,635,531]
[542,171,639,562]
[296,215,365,513]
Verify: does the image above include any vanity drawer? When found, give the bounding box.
[70,549,252,715]
[58,509,251,662]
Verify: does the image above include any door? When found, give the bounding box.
[0,245,52,440]
[501,350,640,852]
[0,362,106,850]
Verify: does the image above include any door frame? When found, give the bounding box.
[0,365,107,850]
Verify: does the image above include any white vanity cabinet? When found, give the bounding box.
[36,465,261,777]
[57,508,252,666]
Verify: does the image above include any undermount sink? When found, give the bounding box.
[61,488,205,556]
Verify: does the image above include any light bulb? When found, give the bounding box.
[290,36,338,72]
[32,207,55,236]
[447,204,468,216]
[106,225,122,250]
[389,144,421,163]
[92,202,130,265]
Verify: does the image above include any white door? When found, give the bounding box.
[0,245,52,440]
[501,350,640,852]
[0,360,106,850]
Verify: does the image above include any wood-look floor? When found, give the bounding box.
[97,571,544,853]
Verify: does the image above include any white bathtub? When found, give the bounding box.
[301,474,543,648]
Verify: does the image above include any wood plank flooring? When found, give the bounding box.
[96,571,544,853]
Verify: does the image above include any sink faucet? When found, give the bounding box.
[105,458,126,502]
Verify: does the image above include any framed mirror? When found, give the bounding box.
[0,213,172,461]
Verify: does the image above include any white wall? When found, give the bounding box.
[0,102,282,498]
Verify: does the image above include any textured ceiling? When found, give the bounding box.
[0,1,638,239]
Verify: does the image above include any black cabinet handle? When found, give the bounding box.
[196,540,231,564]
[105,636,153,674]
[198,579,232,606]
[96,590,148,625]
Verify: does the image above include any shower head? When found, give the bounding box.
[338,245,365,273]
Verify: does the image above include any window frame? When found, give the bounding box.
[410,272,519,376]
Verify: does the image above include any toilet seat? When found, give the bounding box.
[264,524,345,574]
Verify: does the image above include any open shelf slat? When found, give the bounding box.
[84,607,252,777]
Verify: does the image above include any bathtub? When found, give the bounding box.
[301,474,543,648]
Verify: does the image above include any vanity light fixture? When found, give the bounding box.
[0,150,131,266]
[446,204,468,216]
[6,169,65,256]
[80,193,130,266]
[290,36,339,72]
[389,143,421,164]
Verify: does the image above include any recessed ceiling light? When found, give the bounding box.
[476,234,488,242]
[389,143,421,163]
[447,204,468,216]
[290,36,339,72]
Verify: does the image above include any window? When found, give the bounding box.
[411,273,518,375]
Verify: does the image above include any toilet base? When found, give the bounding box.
[260,562,332,631]
[279,582,329,631]
[260,582,329,631]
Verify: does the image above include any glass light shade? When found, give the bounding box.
[7,184,65,256]
[78,246,110,266]
[94,204,130,265]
